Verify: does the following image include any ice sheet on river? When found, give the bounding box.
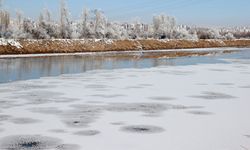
[0,57,249,150]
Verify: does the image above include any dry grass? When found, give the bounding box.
[0,39,250,55]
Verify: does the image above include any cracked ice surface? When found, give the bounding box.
[0,57,250,150]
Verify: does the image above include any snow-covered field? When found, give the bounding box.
[0,53,250,150]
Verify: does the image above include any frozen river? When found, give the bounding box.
[0,49,250,150]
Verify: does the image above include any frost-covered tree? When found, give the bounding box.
[79,8,92,38]
[134,19,142,38]
[36,8,60,39]
[93,9,106,39]
[106,22,128,39]
[9,11,22,39]
[224,32,235,40]
[36,12,50,39]
[60,0,71,38]
[196,28,223,39]
[153,14,176,39]
[173,26,198,40]
[71,22,81,39]
[0,0,248,40]
[21,18,35,39]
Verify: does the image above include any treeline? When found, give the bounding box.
[0,0,249,40]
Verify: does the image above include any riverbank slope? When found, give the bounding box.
[1,39,250,55]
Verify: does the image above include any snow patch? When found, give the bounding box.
[104,39,113,44]
[0,38,23,49]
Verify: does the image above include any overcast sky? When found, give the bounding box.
[2,0,250,27]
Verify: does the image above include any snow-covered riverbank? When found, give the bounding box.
[0,54,249,150]
[0,47,245,59]
[0,39,250,55]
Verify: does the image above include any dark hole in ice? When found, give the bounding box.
[74,121,80,124]
[61,105,104,128]
[121,125,165,134]
[63,118,95,128]
[19,141,40,148]
[0,135,62,150]
[134,127,149,131]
